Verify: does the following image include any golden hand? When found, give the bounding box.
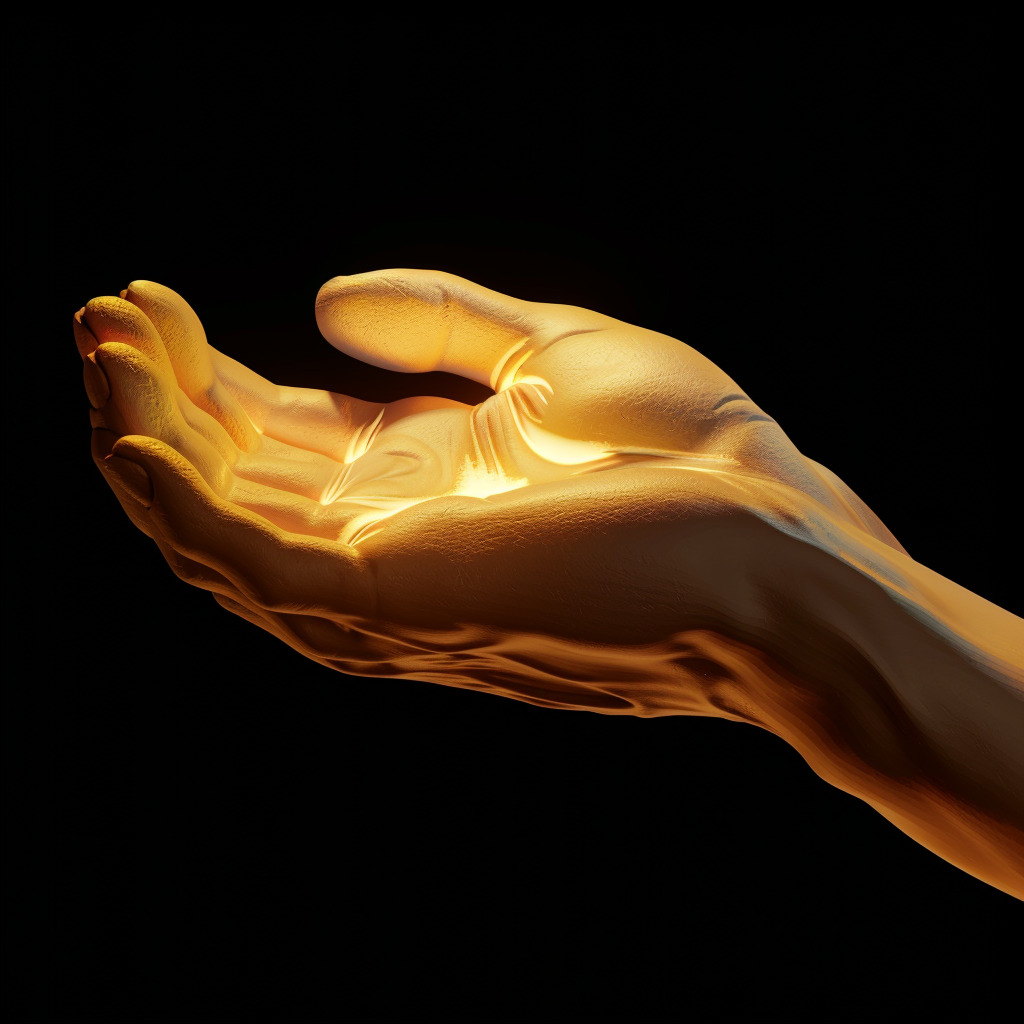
[76,270,1023,897]
[78,270,893,701]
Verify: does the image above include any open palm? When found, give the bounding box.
[78,270,902,712]
[75,270,1024,898]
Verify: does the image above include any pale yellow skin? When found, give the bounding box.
[76,271,1024,899]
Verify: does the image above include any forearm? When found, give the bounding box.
[722,520,1024,898]
[368,469,1024,896]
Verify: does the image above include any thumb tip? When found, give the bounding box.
[315,275,352,315]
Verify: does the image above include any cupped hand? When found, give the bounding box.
[77,270,903,715]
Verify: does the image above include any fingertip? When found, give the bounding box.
[103,454,154,508]
[110,435,199,489]
[92,429,154,508]
[73,310,99,359]
[90,427,119,462]
[92,339,162,380]
[125,279,169,298]
[123,280,157,305]
[111,433,173,463]
[122,282,219,395]
[109,435,179,494]
[314,276,352,330]
[92,338,176,386]
[315,274,346,299]
[314,272,359,305]
[83,350,110,408]
[82,295,171,370]
[83,295,130,324]
[92,339,132,362]
[123,280,198,326]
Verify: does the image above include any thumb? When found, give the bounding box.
[315,269,612,390]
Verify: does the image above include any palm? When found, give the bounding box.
[81,273,738,545]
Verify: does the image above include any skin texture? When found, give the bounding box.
[76,270,1024,899]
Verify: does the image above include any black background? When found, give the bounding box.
[30,80,1020,1006]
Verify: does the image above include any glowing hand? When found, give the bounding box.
[78,271,900,713]
[76,271,1024,896]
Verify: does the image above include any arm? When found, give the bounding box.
[78,273,1024,899]
[360,463,1023,896]
[705,505,1024,899]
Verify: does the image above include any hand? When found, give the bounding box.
[76,270,1024,896]
[77,270,897,713]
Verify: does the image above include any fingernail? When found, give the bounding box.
[73,311,98,359]
[103,454,154,508]
[83,351,110,408]
[90,428,119,462]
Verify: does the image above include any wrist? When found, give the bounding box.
[710,514,1024,896]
